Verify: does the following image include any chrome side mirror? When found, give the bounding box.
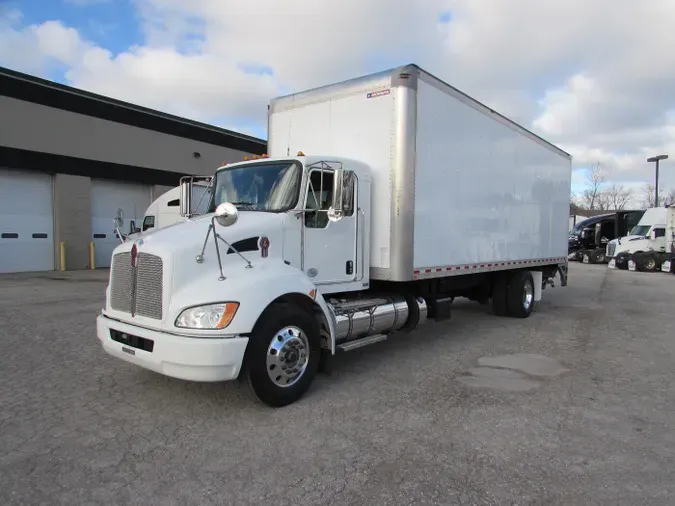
[179,177,192,217]
[215,202,238,227]
[328,168,345,222]
[113,208,124,229]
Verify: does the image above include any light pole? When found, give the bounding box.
[647,154,668,207]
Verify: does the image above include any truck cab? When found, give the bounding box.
[189,154,371,294]
[121,182,212,243]
[97,154,376,407]
[569,210,645,263]
[606,207,667,269]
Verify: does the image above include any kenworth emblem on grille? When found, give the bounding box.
[130,239,143,267]
[260,236,270,258]
[131,243,138,267]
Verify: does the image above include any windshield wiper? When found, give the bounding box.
[230,201,256,210]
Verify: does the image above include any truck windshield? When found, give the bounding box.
[571,220,591,237]
[629,225,651,236]
[209,161,302,212]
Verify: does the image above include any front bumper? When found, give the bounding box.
[96,314,249,382]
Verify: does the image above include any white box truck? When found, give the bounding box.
[96,64,572,407]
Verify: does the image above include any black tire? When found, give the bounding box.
[506,271,535,319]
[615,253,629,270]
[642,255,658,272]
[632,251,650,272]
[240,302,321,407]
[591,249,605,264]
[491,274,509,316]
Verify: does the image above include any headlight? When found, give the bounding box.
[175,302,239,330]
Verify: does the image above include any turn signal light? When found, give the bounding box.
[297,151,305,156]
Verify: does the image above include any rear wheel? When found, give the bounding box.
[240,303,321,407]
[643,255,657,271]
[506,271,535,318]
[591,249,605,264]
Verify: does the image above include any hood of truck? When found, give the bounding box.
[104,211,287,328]
[611,237,651,256]
[608,234,644,246]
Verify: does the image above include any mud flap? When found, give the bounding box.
[558,264,568,287]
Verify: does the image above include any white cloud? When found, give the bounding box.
[0,16,94,74]
[1,0,675,197]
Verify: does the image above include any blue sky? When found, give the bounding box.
[15,0,140,56]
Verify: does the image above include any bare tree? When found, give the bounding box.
[579,162,606,209]
[594,190,612,210]
[665,188,675,206]
[639,183,666,208]
[604,184,633,210]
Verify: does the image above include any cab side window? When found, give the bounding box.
[654,227,665,238]
[305,169,334,229]
[341,171,355,217]
[142,215,155,231]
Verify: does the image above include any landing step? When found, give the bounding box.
[337,334,387,352]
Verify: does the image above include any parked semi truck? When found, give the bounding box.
[568,209,645,263]
[624,205,675,273]
[117,182,213,243]
[606,207,667,270]
[138,181,212,233]
[96,64,572,407]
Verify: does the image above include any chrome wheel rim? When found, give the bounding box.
[523,280,534,311]
[646,259,655,269]
[266,326,310,388]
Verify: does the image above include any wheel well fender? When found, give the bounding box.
[213,266,336,353]
[259,291,336,354]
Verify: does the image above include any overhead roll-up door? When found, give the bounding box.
[91,179,151,268]
[0,168,55,273]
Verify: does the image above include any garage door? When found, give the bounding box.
[0,168,55,273]
[91,179,151,268]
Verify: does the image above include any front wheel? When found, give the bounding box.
[240,303,321,407]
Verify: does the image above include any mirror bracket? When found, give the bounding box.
[180,175,213,217]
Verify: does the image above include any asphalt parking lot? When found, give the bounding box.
[1,263,674,505]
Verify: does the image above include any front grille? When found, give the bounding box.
[110,252,164,320]
[607,243,616,258]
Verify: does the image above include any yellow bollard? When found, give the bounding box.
[59,242,66,272]
[89,242,96,270]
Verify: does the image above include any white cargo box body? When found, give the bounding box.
[268,64,572,282]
